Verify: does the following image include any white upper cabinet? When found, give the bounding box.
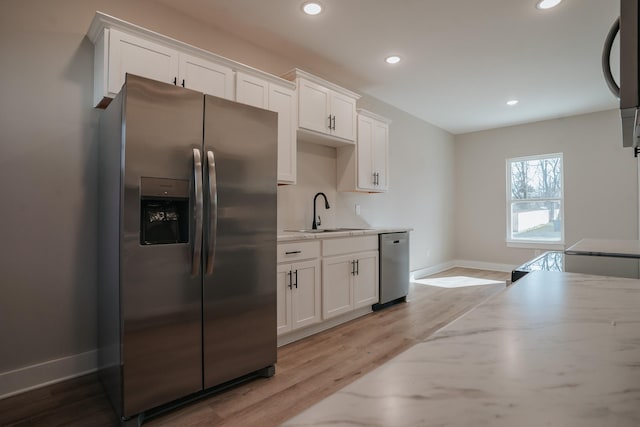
[235,71,269,108]
[92,27,235,105]
[330,91,358,141]
[283,69,360,147]
[106,28,178,97]
[297,78,332,134]
[88,12,297,184]
[88,13,397,190]
[268,84,297,184]
[236,72,297,184]
[337,109,390,193]
[179,54,234,100]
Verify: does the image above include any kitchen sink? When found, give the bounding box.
[284,228,371,233]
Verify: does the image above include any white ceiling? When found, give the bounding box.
[153,0,621,134]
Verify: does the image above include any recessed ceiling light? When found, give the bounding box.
[302,2,322,15]
[385,56,401,64]
[536,0,562,10]
[506,99,519,106]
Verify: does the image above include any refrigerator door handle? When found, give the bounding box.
[192,148,203,276]
[205,150,218,275]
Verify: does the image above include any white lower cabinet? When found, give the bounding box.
[352,251,379,308]
[322,236,379,320]
[322,255,354,319]
[278,235,379,342]
[277,242,321,335]
[322,251,379,320]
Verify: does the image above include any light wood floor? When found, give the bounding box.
[0,268,510,427]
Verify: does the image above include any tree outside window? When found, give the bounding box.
[507,153,564,244]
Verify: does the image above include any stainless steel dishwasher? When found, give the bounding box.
[373,232,409,310]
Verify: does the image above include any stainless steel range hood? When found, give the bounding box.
[603,0,640,148]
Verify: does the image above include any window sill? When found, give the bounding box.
[506,241,565,250]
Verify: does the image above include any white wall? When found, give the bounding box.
[454,109,638,266]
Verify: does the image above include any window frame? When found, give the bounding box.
[505,153,565,249]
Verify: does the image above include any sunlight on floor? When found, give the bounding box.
[412,276,505,288]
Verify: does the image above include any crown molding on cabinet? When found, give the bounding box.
[357,108,392,125]
[282,68,360,101]
[87,11,295,91]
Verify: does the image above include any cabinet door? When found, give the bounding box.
[107,28,179,96]
[298,78,331,135]
[330,91,357,141]
[236,72,269,108]
[179,54,234,99]
[356,114,375,191]
[372,120,389,191]
[269,84,297,184]
[291,259,321,330]
[322,255,354,319]
[277,264,293,335]
[353,251,379,309]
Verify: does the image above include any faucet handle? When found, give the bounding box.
[317,215,322,227]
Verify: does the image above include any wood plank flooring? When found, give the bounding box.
[0,268,510,427]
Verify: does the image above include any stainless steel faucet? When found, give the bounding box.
[312,192,330,230]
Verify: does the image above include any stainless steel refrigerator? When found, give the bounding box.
[97,74,277,424]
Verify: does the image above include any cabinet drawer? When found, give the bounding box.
[278,240,321,263]
[322,235,378,257]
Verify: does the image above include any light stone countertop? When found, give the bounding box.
[566,238,640,258]
[281,271,640,427]
[277,227,412,242]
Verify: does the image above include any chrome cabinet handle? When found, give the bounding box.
[332,115,336,130]
[287,271,292,289]
[602,17,620,98]
[205,150,218,275]
[192,148,203,276]
[328,115,332,130]
[351,260,356,276]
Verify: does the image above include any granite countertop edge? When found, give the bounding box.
[277,227,413,242]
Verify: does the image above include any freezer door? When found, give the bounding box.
[120,75,204,416]
[202,95,278,388]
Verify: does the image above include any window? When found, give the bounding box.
[506,153,564,246]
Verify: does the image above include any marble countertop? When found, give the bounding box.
[566,238,640,258]
[281,271,640,426]
[277,227,412,242]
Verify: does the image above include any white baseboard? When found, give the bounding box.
[411,259,516,280]
[410,261,457,280]
[0,350,97,400]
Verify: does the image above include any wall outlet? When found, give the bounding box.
[355,204,361,215]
